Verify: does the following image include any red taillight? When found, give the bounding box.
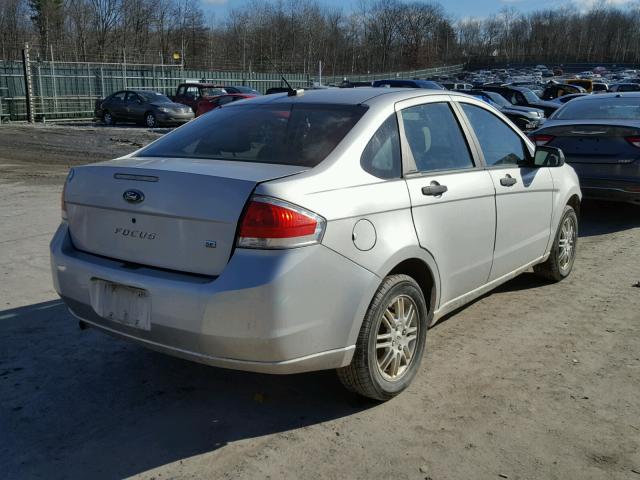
[237,196,325,249]
[532,134,555,146]
[625,136,640,148]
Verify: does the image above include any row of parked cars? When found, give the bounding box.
[94,82,262,127]
[93,73,639,205]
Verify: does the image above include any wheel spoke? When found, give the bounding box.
[390,352,400,376]
[396,297,405,319]
[380,349,394,371]
[404,303,414,325]
[382,311,394,331]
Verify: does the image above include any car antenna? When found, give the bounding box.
[266,57,304,97]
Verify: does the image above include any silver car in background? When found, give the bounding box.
[51,89,581,400]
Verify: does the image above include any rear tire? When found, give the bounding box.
[103,111,115,126]
[534,205,578,282]
[337,274,428,401]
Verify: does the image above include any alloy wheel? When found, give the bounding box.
[558,215,576,271]
[375,295,419,381]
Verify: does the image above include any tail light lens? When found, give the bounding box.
[237,196,326,249]
[532,134,555,146]
[625,136,640,148]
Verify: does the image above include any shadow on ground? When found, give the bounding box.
[579,200,640,237]
[0,301,374,479]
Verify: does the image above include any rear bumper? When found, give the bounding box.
[50,223,379,373]
[567,160,640,204]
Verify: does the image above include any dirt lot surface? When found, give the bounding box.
[1,124,639,480]
[0,123,164,185]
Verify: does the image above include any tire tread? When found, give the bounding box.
[337,274,424,401]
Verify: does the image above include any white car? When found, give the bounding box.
[51,89,582,400]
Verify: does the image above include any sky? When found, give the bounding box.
[199,0,601,21]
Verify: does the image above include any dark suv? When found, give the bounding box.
[481,85,559,117]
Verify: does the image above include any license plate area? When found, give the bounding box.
[89,279,151,330]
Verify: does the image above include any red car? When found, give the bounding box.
[195,94,256,117]
[173,83,227,113]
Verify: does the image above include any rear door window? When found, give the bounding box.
[400,102,474,173]
[138,103,367,167]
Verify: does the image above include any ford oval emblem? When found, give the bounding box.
[123,189,144,204]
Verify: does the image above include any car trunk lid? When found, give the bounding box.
[538,123,640,164]
[64,157,307,276]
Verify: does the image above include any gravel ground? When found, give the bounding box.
[1,125,639,480]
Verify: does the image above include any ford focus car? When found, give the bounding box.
[51,89,581,400]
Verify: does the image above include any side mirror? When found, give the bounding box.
[534,146,565,167]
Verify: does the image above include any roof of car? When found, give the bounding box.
[569,92,640,100]
[242,87,450,106]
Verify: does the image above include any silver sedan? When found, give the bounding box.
[51,88,581,400]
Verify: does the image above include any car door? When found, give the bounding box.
[108,91,127,118]
[398,97,497,305]
[124,92,145,122]
[457,100,553,281]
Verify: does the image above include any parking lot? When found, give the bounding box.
[0,124,639,479]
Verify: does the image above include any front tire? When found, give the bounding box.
[145,112,157,128]
[534,205,578,282]
[337,274,428,401]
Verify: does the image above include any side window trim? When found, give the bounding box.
[453,99,534,168]
[397,100,482,177]
[449,100,486,169]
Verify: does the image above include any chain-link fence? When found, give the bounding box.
[0,44,464,123]
[323,64,464,85]
[0,45,311,122]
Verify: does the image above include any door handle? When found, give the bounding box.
[500,175,517,187]
[422,182,448,196]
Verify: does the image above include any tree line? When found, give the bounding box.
[2,0,640,74]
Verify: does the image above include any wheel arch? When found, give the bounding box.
[345,247,442,347]
[567,193,581,218]
[387,258,437,317]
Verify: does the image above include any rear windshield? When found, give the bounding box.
[137,103,367,167]
[521,89,540,103]
[555,97,640,120]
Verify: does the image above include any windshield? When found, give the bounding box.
[484,92,510,107]
[233,86,261,95]
[137,103,367,167]
[201,87,227,96]
[138,91,172,103]
[555,97,640,120]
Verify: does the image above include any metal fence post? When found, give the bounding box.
[37,63,45,121]
[122,49,127,89]
[100,67,105,97]
[50,45,59,114]
[21,43,34,123]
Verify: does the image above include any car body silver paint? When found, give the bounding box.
[51,88,581,373]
